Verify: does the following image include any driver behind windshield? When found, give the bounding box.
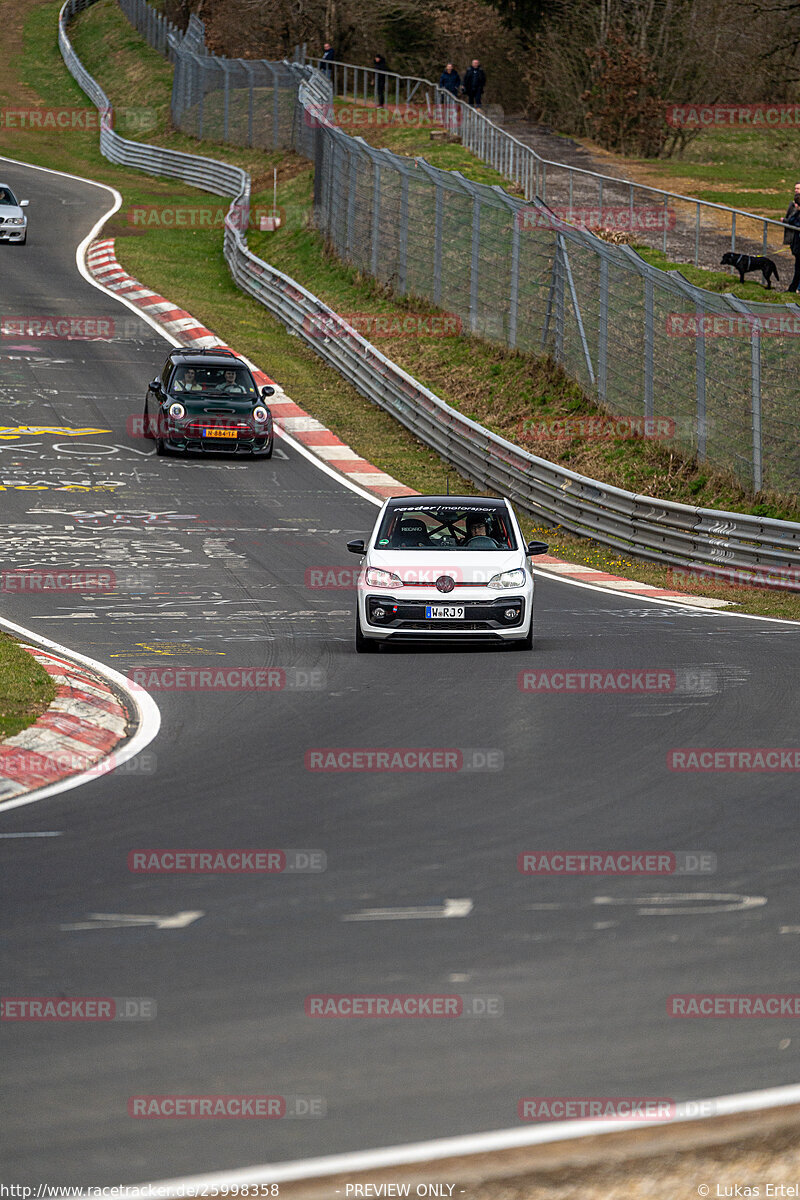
[463,514,496,545]
[213,368,246,394]
[173,366,202,392]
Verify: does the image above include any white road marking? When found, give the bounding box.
[343,898,473,921]
[593,893,767,915]
[61,910,204,931]
[0,831,62,838]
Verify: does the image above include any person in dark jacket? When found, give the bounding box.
[783,183,800,292]
[439,63,461,96]
[463,59,486,108]
[373,54,388,106]
[320,43,336,75]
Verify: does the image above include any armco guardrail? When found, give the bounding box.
[62,0,800,586]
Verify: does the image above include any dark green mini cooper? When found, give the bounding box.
[143,347,276,457]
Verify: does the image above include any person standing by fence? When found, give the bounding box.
[439,63,461,97]
[463,59,486,108]
[321,43,336,75]
[782,183,800,292]
[373,54,388,106]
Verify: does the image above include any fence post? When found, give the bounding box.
[644,274,654,421]
[371,158,381,277]
[598,255,608,403]
[347,143,358,258]
[555,236,565,363]
[470,191,480,334]
[271,62,281,147]
[398,172,409,294]
[695,301,707,461]
[727,295,763,490]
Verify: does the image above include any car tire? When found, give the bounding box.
[142,400,154,440]
[355,612,379,653]
[509,619,534,650]
[262,437,274,459]
[18,233,26,245]
[155,435,168,456]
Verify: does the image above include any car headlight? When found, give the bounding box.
[168,402,185,419]
[252,406,269,422]
[365,567,403,587]
[487,567,527,589]
[5,218,23,225]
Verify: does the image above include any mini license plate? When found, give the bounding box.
[426,605,464,619]
[204,427,237,438]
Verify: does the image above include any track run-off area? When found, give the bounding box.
[2,158,800,1185]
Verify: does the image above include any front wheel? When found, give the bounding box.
[261,437,274,459]
[355,612,379,653]
[509,619,534,650]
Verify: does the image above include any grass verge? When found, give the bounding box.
[0,635,56,739]
[3,1,799,619]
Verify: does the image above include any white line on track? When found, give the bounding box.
[0,830,62,837]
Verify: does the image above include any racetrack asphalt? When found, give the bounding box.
[2,159,800,1186]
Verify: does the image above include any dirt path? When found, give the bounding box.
[501,115,795,280]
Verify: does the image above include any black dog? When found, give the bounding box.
[721,251,780,289]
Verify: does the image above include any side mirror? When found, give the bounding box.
[19,200,29,208]
[149,379,161,392]
[261,385,276,399]
[347,539,366,555]
[527,540,549,556]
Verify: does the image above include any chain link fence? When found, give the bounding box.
[115,0,799,497]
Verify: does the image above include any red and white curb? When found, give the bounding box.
[86,239,414,500]
[0,645,130,802]
[85,238,727,602]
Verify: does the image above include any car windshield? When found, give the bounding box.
[375,505,516,550]
[169,364,256,396]
[0,188,18,206]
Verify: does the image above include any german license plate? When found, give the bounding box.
[426,605,464,619]
[204,427,237,438]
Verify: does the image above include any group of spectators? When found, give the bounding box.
[319,43,487,109]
